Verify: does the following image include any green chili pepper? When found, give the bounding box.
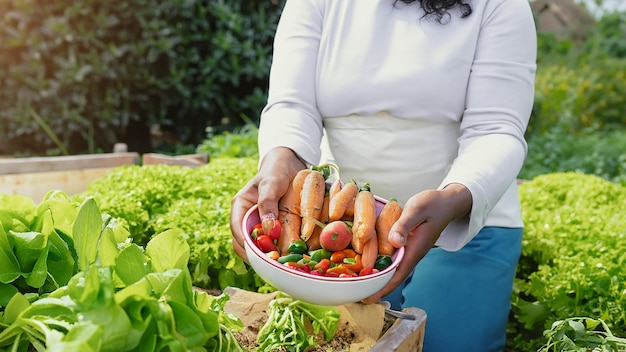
[374,255,393,271]
[278,253,304,264]
[288,239,308,254]
[309,248,332,262]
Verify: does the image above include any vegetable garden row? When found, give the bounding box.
[1,157,625,351]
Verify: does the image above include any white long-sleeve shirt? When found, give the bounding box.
[258,0,537,250]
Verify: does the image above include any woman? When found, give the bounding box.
[229,0,537,350]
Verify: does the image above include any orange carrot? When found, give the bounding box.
[292,169,313,195]
[375,198,403,256]
[351,232,365,254]
[306,223,322,251]
[299,170,326,240]
[352,183,377,247]
[320,194,331,224]
[328,178,342,200]
[305,195,329,250]
[277,181,303,254]
[329,179,358,222]
[361,234,379,270]
[342,201,355,220]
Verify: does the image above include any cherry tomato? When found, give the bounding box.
[268,219,282,240]
[250,223,263,240]
[256,234,277,253]
[359,266,374,276]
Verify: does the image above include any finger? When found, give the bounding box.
[256,175,288,221]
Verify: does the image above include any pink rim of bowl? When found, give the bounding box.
[242,197,405,283]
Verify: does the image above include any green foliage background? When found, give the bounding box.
[0,0,282,155]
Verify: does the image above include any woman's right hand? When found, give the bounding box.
[229,147,307,262]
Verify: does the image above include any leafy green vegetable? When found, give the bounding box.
[511,172,626,350]
[256,292,340,352]
[0,190,245,351]
[539,317,626,352]
[75,157,261,291]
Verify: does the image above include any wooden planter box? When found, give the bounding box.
[0,149,208,202]
[0,153,140,201]
[370,307,426,352]
[221,287,426,352]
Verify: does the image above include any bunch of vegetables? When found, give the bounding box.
[0,191,245,351]
[250,165,402,278]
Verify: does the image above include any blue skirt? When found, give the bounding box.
[384,226,522,352]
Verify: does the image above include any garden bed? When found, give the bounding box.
[0,148,208,202]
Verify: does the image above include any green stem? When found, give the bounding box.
[29,108,69,155]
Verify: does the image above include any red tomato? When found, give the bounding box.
[256,235,277,253]
[359,266,374,276]
[319,221,353,252]
[251,223,263,240]
[267,219,282,240]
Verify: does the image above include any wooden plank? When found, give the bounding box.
[142,153,209,167]
[0,167,120,202]
[0,153,140,175]
[369,308,426,352]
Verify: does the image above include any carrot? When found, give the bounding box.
[351,232,365,254]
[375,198,403,256]
[299,170,326,240]
[277,181,303,254]
[306,223,323,251]
[292,169,313,195]
[361,235,379,270]
[305,195,329,250]
[328,178,342,200]
[328,179,358,222]
[352,183,377,247]
[342,201,355,220]
[320,193,331,224]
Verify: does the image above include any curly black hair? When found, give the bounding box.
[394,0,472,23]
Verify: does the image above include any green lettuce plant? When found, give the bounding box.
[508,172,626,351]
[0,191,245,351]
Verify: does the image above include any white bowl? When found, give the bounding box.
[242,196,404,306]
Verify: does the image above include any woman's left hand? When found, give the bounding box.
[362,183,472,304]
